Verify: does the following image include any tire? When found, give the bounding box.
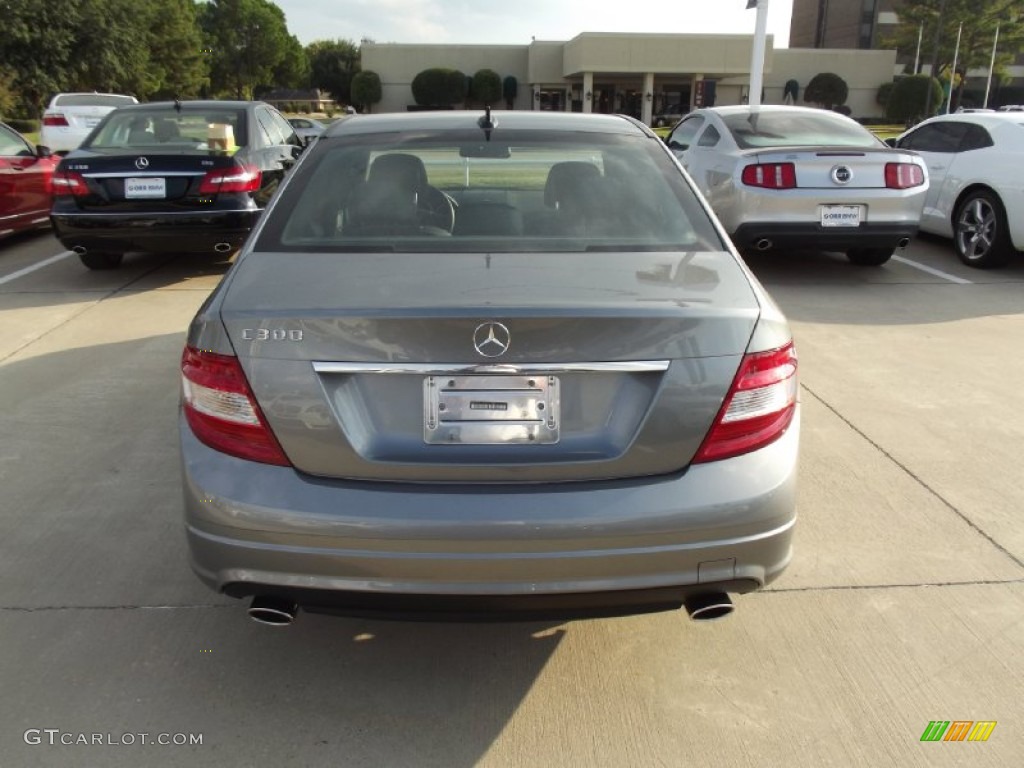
[846,247,893,266]
[954,190,1013,268]
[78,251,124,270]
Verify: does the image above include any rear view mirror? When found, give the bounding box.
[884,137,898,148]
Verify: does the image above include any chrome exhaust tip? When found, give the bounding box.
[755,238,773,252]
[72,246,87,255]
[897,237,911,249]
[214,242,233,253]
[248,596,298,626]
[684,592,734,621]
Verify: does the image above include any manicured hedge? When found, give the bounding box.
[5,118,40,133]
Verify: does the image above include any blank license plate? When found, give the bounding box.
[424,374,560,445]
[820,205,862,227]
[125,178,166,199]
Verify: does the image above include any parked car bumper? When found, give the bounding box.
[730,222,919,252]
[51,209,261,254]
[180,407,800,618]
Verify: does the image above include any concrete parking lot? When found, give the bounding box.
[1,232,1021,767]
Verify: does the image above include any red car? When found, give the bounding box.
[0,121,58,239]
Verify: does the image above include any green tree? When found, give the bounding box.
[804,72,849,109]
[307,39,361,102]
[886,1,1023,106]
[0,0,82,115]
[350,70,381,113]
[273,33,310,90]
[70,0,154,96]
[199,0,295,99]
[146,0,209,99]
[885,74,944,122]
[471,69,502,105]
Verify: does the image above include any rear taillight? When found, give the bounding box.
[741,163,797,189]
[51,171,89,196]
[197,164,261,195]
[181,346,290,466]
[884,162,925,189]
[693,342,798,463]
[43,113,69,127]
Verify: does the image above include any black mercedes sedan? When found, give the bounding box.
[50,100,304,269]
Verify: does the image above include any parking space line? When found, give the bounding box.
[0,251,74,286]
[892,255,973,285]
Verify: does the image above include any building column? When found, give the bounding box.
[583,72,594,114]
[641,72,655,125]
[691,74,704,110]
[532,85,541,111]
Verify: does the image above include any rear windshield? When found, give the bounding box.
[257,129,724,254]
[723,111,881,149]
[54,94,136,108]
[85,108,249,151]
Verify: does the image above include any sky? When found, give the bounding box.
[273,0,795,49]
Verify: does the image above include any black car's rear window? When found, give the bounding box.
[723,111,882,149]
[85,108,249,152]
[257,129,725,254]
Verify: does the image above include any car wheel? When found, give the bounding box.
[845,248,893,266]
[78,251,124,270]
[954,190,1013,268]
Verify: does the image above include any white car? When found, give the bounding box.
[665,106,928,266]
[41,92,138,153]
[893,112,1024,267]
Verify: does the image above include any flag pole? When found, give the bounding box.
[983,23,1000,109]
[945,22,962,114]
[747,0,770,109]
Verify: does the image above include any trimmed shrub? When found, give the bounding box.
[805,72,849,110]
[412,68,467,107]
[885,74,943,123]
[503,75,518,109]
[6,118,40,134]
[472,69,502,105]
[351,70,382,113]
[877,81,895,108]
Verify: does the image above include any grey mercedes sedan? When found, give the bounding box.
[179,110,800,625]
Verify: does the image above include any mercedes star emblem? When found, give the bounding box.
[135,157,149,170]
[831,165,853,185]
[473,322,511,358]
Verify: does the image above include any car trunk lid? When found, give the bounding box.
[219,250,763,482]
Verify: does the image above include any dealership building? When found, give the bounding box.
[361,32,898,121]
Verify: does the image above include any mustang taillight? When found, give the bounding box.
[181,347,290,466]
[693,342,798,463]
[51,171,89,197]
[885,162,925,189]
[197,164,261,195]
[43,114,69,127]
[741,162,797,189]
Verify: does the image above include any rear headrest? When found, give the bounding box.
[544,162,602,208]
[368,153,428,192]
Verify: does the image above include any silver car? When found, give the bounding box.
[666,105,929,266]
[180,111,800,625]
[286,116,327,145]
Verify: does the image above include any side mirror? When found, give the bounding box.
[884,137,898,148]
[36,145,53,158]
[667,141,689,152]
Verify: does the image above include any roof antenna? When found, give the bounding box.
[477,105,495,141]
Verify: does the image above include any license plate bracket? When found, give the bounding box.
[124,177,166,199]
[424,374,560,445]
[820,204,863,227]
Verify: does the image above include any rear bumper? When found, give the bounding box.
[731,222,919,252]
[51,208,260,254]
[180,407,800,616]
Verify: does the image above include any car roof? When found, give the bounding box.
[111,100,257,112]
[703,105,849,119]
[322,110,652,139]
[913,112,1024,128]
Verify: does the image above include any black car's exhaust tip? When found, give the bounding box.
[214,242,233,254]
[897,237,911,249]
[72,245,87,255]
[248,596,298,626]
[684,592,734,621]
[755,238,773,251]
